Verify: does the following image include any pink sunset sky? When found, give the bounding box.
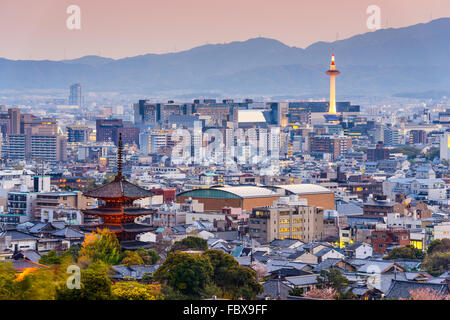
[0,0,449,60]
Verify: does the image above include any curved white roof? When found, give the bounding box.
[215,186,279,198]
[275,184,332,195]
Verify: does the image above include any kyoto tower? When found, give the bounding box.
[326,54,340,115]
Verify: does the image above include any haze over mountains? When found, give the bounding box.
[1,18,449,98]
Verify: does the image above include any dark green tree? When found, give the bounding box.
[221,265,263,299]
[170,236,208,252]
[288,287,304,296]
[427,239,450,254]
[153,251,213,298]
[391,146,421,159]
[317,269,355,300]
[82,262,113,300]
[136,249,160,265]
[39,250,62,265]
[56,261,113,300]
[421,252,450,276]
[383,245,424,260]
[424,147,440,161]
[202,249,263,299]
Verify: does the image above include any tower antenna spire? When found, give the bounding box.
[116,133,123,181]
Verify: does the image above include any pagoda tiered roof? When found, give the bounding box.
[83,207,156,216]
[81,133,156,246]
[84,178,153,200]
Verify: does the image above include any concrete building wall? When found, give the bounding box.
[297,193,335,210]
[249,205,324,244]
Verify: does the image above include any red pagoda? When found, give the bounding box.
[82,133,156,249]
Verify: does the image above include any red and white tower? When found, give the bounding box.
[326,54,341,115]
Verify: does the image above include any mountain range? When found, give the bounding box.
[1,18,450,97]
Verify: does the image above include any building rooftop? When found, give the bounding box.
[238,110,267,123]
[275,184,332,195]
[385,280,449,299]
[211,186,280,198]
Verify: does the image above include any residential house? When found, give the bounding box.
[344,242,373,259]
[385,280,449,299]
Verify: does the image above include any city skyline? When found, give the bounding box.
[0,0,450,60]
[0,0,449,304]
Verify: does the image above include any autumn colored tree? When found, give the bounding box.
[16,268,57,300]
[79,229,121,265]
[112,282,163,300]
[121,250,144,267]
[0,262,20,300]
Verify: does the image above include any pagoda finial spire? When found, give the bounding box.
[116,133,123,181]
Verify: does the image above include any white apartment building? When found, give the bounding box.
[433,221,450,241]
[386,212,423,230]
[383,177,447,203]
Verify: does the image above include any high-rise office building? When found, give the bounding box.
[66,125,92,143]
[96,119,140,146]
[309,135,352,160]
[139,130,172,155]
[8,108,20,135]
[409,130,427,145]
[69,83,82,107]
[367,142,390,161]
[1,113,66,163]
[383,125,401,146]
